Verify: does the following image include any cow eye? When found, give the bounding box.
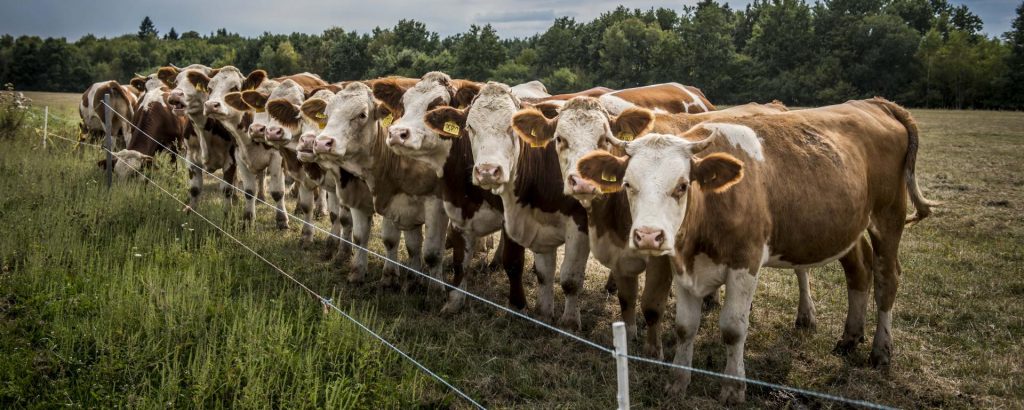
[358,112,367,119]
[229,86,239,92]
[673,182,688,198]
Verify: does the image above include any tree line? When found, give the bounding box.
[2,0,1023,109]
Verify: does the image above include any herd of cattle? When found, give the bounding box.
[77,65,936,404]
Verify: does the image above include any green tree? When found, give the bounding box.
[452,24,505,80]
[138,16,158,40]
[1003,2,1024,108]
[164,27,178,41]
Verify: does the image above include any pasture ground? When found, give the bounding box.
[1,92,1022,408]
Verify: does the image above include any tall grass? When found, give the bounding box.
[0,113,433,408]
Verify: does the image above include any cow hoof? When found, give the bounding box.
[276,218,289,230]
[642,342,663,360]
[347,271,365,284]
[557,312,581,332]
[719,382,746,405]
[665,378,689,397]
[869,345,892,368]
[604,277,618,294]
[440,300,463,316]
[795,314,817,332]
[832,338,860,356]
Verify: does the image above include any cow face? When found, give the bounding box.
[512,97,655,204]
[375,72,479,162]
[576,133,743,254]
[191,67,247,121]
[96,149,156,179]
[308,82,387,166]
[262,80,309,146]
[161,65,216,117]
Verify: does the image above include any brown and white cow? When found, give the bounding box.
[158,64,237,214]
[79,80,137,150]
[305,82,449,290]
[370,72,528,314]
[97,74,188,178]
[575,98,936,403]
[422,82,590,329]
[597,83,715,115]
[258,82,376,281]
[508,99,791,356]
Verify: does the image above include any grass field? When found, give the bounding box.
[2,92,1023,408]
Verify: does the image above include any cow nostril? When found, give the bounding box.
[654,231,664,244]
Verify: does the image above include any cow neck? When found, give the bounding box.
[442,133,503,219]
[503,137,588,231]
[126,101,179,156]
[586,191,632,245]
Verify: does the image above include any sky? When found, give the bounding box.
[0,0,1019,41]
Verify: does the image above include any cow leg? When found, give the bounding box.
[220,156,238,217]
[794,268,817,330]
[834,235,873,354]
[501,229,527,311]
[268,154,288,229]
[557,227,589,331]
[717,266,760,405]
[236,161,259,227]
[613,271,639,340]
[400,226,424,293]
[668,279,704,398]
[485,230,506,271]
[256,170,267,202]
[380,219,402,289]
[442,230,469,315]
[533,252,557,323]
[185,164,203,212]
[295,183,315,247]
[323,191,341,257]
[640,255,672,359]
[869,206,905,368]
[347,207,373,284]
[423,199,448,295]
[313,187,328,220]
[332,206,354,267]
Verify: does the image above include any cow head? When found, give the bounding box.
[159,64,215,117]
[307,82,390,171]
[263,80,313,146]
[96,149,157,179]
[512,97,655,204]
[373,72,479,168]
[189,66,253,121]
[576,132,743,255]
[423,82,518,193]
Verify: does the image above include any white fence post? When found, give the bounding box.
[42,106,48,149]
[104,93,112,188]
[612,321,630,410]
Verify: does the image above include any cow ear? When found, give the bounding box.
[241,91,269,111]
[371,80,406,114]
[130,76,147,92]
[576,150,629,193]
[610,107,655,141]
[157,67,178,87]
[521,101,561,119]
[267,99,301,127]
[691,152,743,193]
[306,84,341,99]
[453,83,480,109]
[186,71,212,92]
[424,106,467,139]
[512,107,558,148]
[301,98,329,128]
[224,92,250,112]
[242,69,268,91]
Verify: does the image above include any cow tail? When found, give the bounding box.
[873,97,940,225]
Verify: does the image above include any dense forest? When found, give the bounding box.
[1,0,1023,109]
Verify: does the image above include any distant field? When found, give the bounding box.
[1,94,1022,408]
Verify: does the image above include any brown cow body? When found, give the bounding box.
[79,80,137,149]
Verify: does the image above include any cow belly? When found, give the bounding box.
[502,201,566,253]
[237,144,275,171]
[382,193,426,230]
[444,201,503,238]
[762,240,858,270]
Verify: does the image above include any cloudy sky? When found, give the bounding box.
[0,0,1019,40]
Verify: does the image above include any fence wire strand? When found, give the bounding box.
[44,102,897,409]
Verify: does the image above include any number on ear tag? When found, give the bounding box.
[618,132,635,141]
[196,84,206,93]
[381,113,394,127]
[315,112,326,119]
[601,172,617,182]
[443,120,460,136]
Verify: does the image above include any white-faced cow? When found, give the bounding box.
[158,64,238,214]
[79,80,137,150]
[575,98,936,403]
[370,71,528,314]
[305,82,449,290]
[422,82,591,330]
[508,98,791,356]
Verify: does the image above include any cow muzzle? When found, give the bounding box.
[313,136,339,156]
[168,91,187,115]
[387,126,420,150]
[632,226,669,253]
[265,125,287,143]
[473,163,505,188]
[204,100,226,118]
[568,174,598,198]
[296,133,317,162]
[250,123,267,140]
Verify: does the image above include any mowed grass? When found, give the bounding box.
[3,95,1023,409]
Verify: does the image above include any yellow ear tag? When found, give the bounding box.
[254,107,265,113]
[527,128,546,148]
[317,121,326,130]
[381,113,394,128]
[443,120,460,136]
[195,84,206,93]
[618,132,635,141]
[601,171,617,182]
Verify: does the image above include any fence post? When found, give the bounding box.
[104,93,112,188]
[612,321,630,410]
[42,106,48,149]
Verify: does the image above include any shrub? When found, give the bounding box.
[0,83,31,140]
